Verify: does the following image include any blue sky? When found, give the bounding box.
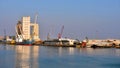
[0,0,120,40]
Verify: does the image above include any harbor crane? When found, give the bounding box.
[58,25,64,39]
[34,13,38,24]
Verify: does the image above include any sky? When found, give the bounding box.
[0,0,120,40]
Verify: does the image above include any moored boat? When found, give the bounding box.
[15,39,33,45]
[43,38,79,47]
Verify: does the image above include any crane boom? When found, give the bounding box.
[58,26,64,39]
[34,14,38,24]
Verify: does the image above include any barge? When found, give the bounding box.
[42,38,79,47]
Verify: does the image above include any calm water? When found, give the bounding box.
[0,44,120,68]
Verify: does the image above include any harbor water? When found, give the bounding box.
[0,44,120,68]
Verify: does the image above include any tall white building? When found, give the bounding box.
[22,16,31,40]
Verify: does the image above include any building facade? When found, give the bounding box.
[22,16,31,40]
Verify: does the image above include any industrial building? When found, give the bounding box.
[16,16,40,43]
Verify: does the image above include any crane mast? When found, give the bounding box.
[58,26,64,39]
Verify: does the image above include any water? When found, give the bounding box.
[0,44,120,68]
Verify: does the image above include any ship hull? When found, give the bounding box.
[15,40,33,45]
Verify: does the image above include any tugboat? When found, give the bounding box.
[15,35,33,45]
[15,35,34,45]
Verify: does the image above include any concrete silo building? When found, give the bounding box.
[16,16,40,43]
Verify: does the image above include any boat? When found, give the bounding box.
[90,41,113,48]
[42,38,79,47]
[42,25,80,47]
[16,39,33,45]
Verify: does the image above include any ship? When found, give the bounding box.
[43,38,79,47]
[42,25,80,47]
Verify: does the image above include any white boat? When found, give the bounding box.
[43,38,78,47]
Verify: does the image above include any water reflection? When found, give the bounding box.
[68,47,74,55]
[15,45,39,68]
[58,47,62,56]
[115,49,120,56]
[1,45,120,68]
[78,48,120,57]
[58,47,75,56]
[0,45,16,68]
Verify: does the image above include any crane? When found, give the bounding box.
[58,25,64,39]
[32,14,38,38]
[34,13,38,24]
